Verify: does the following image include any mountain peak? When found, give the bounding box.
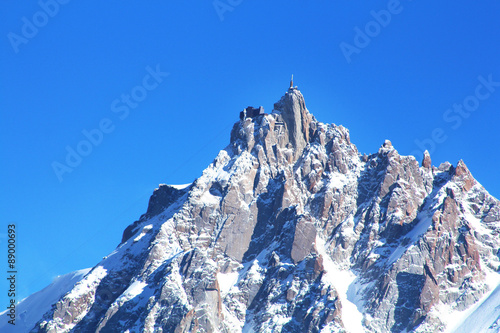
[275,88,314,156]
[422,150,432,169]
[19,87,500,333]
[452,159,477,192]
[232,87,315,162]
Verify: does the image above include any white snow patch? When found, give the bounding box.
[382,213,433,267]
[199,190,221,206]
[339,215,356,239]
[261,301,291,331]
[463,206,490,236]
[217,271,239,297]
[328,172,348,190]
[133,224,153,242]
[67,265,107,299]
[124,280,147,300]
[114,280,148,306]
[168,183,191,190]
[320,321,346,332]
[316,236,366,332]
[404,215,433,243]
[200,149,255,189]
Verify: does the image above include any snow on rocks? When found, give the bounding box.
[28,88,500,333]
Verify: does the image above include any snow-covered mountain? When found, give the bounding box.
[17,86,500,332]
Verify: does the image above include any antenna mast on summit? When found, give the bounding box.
[290,74,294,88]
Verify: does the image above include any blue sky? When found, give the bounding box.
[1,1,500,308]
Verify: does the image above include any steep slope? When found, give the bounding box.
[0,269,90,333]
[30,87,500,332]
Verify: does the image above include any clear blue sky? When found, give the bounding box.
[1,1,499,307]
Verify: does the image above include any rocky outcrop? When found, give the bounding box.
[122,184,189,243]
[452,159,477,192]
[273,87,314,160]
[291,218,317,263]
[422,150,432,169]
[30,87,500,333]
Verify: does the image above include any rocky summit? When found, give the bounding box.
[22,87,500,332]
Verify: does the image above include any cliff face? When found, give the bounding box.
[30,88,500,332]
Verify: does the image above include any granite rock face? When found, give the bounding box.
[30,88,500,333]
[273,88,313,160]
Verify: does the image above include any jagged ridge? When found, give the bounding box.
[23,87,500,333]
